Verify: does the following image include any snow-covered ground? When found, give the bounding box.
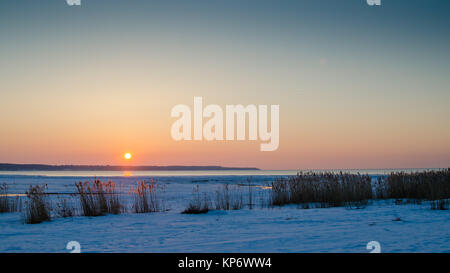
[0,174,449,253]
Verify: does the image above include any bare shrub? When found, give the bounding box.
[215,184,243,210]
[24,185,51,224]
[270,172,373,208]
[130,179,165,213]
[75,179,123,216]
[182,185,211,214]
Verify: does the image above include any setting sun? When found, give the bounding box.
[124,153,132,160]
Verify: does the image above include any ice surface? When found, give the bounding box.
[0,174,449,253]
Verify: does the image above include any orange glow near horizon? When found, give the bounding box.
[1,3,450,170]
[123,171,133,176]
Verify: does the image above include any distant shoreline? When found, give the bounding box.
[0,163,260,171]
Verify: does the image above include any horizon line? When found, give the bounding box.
[0,163,448,172]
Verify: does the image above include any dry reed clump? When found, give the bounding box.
[55,196,76,218]
[270,172,373,208]
[75,179,123,216]
[374,176,390,199]
[130,179,165,213]
[246,178,254,210]
[24,184,51,224]
[377,169,450,210]
[0,183,22,213]
[182,185,211,214]
[431,199,449,210]
[258,185,273,208]
[215,184,244,210]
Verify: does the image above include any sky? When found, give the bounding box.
[0,0,449,170]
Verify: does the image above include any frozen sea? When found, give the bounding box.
[0,169,448,253]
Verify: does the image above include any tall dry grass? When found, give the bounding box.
[0,183,21,213]
[270,172,373,208]
[215,184,244,210]
[130,179,165,213]
[377,169,450,210]
[55,196,76,218]
[247,178,254,210]
[24,184,51,224]
[182,185,211,214]
[75,179,123,216]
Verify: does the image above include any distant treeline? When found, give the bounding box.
[0,163,259,171]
